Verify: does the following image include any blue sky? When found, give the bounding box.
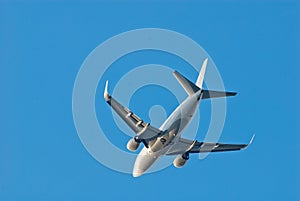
[1,1,299,200]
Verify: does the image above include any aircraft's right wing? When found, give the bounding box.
[166,135,254,155]
[104,81,164,143]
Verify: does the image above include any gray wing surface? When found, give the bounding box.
[104,81,164,141]
[166,136,253,155]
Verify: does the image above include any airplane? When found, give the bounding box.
[104,58,254,177]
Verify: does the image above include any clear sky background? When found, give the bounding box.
[1,1,299,201]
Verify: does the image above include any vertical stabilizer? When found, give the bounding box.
[196,58,208,88]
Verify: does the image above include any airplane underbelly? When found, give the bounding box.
[150,117,190,152]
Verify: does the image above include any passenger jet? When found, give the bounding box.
[104,58,254,177]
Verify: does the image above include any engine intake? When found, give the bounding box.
[126,137,140,151]
[173,153,189,168]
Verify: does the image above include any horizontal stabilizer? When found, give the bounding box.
[173,71,200,96]
[201,90,237,100]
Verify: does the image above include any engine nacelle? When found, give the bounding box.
[173,153,189,168]
[126,138,140,151]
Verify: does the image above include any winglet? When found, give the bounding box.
[243,134,255,150]
[104,80,110,101]
[249,134,255,145]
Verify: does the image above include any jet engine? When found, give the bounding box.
[126,137,140,151]
[173,153,189,168]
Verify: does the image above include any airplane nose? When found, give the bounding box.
[132,147,159,177]
[132,170,144,177]
[133,159,146,177]
[132,161,146,177]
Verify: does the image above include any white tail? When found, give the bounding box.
[195,58,208,88]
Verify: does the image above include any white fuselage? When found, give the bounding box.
[133,90,202,177]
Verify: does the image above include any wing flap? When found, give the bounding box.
[166,138,201,155]
[166,136,252,155]
[189,143,247,153]
[104,81,163,141]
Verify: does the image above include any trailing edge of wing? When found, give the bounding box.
[166,134,254,155]
[103,80,163,141]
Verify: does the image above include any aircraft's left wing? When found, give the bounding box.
[166,135,254,155]
[104,81,164,142]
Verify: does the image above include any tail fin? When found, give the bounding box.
[196,58,208,88]
[173,58,237,99]
[173,58,208,96]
